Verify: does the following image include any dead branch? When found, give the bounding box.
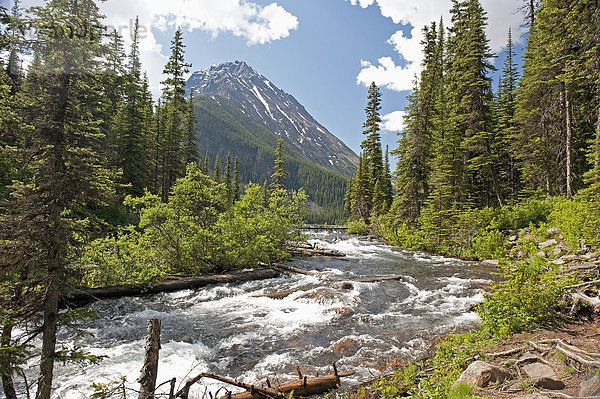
[487,346,527,358]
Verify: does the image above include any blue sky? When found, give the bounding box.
[12,0,528,155]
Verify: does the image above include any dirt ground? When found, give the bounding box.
[476,316,600,398]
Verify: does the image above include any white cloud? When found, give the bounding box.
[20,0,298,97]
[382,110,406,132]
[96,0,298,97]
[347,0,527,92]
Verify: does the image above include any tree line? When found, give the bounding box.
[346,0,600,254]
[0,1,307,398]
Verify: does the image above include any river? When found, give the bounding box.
[13,232,493,398]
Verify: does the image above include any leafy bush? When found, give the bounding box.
[549,196,600,248]
[347,219,369,235]
[478,258,571,335]
[78,165,308,286]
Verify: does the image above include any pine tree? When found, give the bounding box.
[225,152,232,202]
[392,21,444,221]
[159,27,191,200]
[494,28,521,203]
[184,91,199,166]
[213,155,221,182]
[233,156,240,201]
[445,0,495,207]
[271,138,289,190]
[17,2,115,397]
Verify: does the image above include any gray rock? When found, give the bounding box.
[552,247,563,256]
[547,227,562,235]
[481,259,500,267]
[523,362,556,380]
[551,259,565,265]
[536,251,547,258]
[509,235,518,242]
[538,239,558,249]
[561,254,578,261]
[579,374,600,397]
[453,360,511,388]
[514,394,549,399]
[522,363,565,390]
[582,252,598,261]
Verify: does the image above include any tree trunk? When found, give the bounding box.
[565,85,573,199]
[529,0,535,27]
[36,245,63,399]
[1,324,18,399]
[595,111,600,173]
[66,268,281,307]
[138,319,161,399]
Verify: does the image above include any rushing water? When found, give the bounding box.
[13,232,493,398]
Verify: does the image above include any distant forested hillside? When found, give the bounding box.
[193,95,348,223]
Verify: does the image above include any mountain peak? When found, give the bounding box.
[186,61,357,175]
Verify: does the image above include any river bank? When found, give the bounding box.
[356,224,600,399]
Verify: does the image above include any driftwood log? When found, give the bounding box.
[176,365,355,399]
[65,268,281,307]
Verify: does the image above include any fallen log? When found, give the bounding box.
[273,264,320,277]
[286,247,346,258]
[65,268,281,307]
[356,275,403,283]
[177,366,356,399]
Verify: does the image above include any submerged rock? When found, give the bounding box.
[453,361,511,388]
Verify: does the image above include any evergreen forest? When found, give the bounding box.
[346,0,600,259]
[0,1,307,397]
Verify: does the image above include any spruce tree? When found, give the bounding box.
[213,155,221,182]
[445,0,495,207]
[494,28,520,202]
[184,91,199,166]
[233,156,240,201]
[271,138,289,190]
[160,27,191,200]
[392,21,444,221]
[17,2,115,397]
[225,152,232,202]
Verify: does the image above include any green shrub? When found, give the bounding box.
[478,258,571,335]
[549,196,600,248]
[347,219,369,235]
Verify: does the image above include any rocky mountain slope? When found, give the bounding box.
[192,95,348,223]
[186,61,357,176]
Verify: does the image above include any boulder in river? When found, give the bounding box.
[453,361,511,388]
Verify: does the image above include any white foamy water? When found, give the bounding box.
[6,233,492,399]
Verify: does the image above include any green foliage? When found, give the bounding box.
[548,196,600,248]
[478,258,571,335]
[79,165,308,286]
[347,219,369,235]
